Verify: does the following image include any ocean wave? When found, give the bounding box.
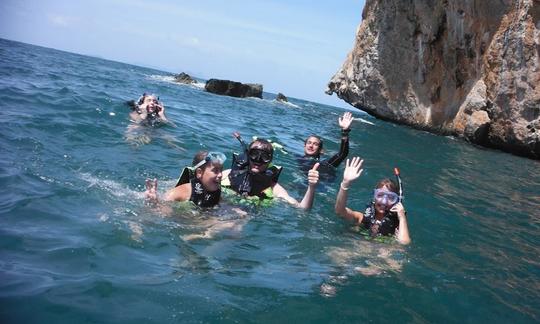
[272,99,301,108]
[148,74,206,89]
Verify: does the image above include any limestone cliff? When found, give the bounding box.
[327,0,540,159]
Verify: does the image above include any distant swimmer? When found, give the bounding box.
[128,93,168,126]
[298,111,353,182]
[334,157,411,245]
[145,151,225,207]
[222,137,320,209]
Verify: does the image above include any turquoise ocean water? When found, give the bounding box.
[1,38,539,323]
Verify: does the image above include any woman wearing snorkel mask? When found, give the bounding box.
[334,157,411,245]
[145,151,225,207]
[222,138,320,210]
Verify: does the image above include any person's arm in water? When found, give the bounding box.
[390,202,411,245]
[272,163,320,210]
[145,178,191,202]
[334,157,365,222]
[325,112,353,167]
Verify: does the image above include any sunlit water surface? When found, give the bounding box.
[1,38,539,323]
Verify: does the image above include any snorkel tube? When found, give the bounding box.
[393,167,403,202]
[233,131,249,154]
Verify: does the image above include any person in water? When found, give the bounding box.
[145,151,224,207]
[334,157,411,245]
[299,111,353,180]
[222,138,320,210]
[129,93,168,125]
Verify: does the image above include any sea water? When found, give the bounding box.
[1,38,539,323]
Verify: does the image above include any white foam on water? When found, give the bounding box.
[273,100,300,108]
[353,117,375,125]
[148,74,176,83]
[79,172,143,200]
[191,82,205,89]
[148,74,206,89]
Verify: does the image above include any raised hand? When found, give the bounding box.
[390,202,406,218]
[145,178,158,202]
[338,111,353,130]
[342,157,363,184]
[308,162,320,186]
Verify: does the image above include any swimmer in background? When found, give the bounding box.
[298,111,353,182]
[334,157,411,245]
[125,93,172,145]
[128,93,168,126]
[222,138,320,210]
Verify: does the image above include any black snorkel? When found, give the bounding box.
[233,131,248,154]
[232,131,250,169]
[394,167,403,202]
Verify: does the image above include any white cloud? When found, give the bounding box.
[47,14,78,27]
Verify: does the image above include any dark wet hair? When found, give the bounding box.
[137,93,147,105]
[192,151,209,169]
[304,135,324,155]
[249,138,273,155]
[137,93,160,105]
[375,178,398,194]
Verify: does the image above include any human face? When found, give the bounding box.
[197,162,223,192]
[304,136,321,156]
[142,96,160,112]
[373,185,398,214]
[248,145,272,173]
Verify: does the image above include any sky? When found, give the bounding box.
[0,0,365,108]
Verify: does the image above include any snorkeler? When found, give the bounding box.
[299,111,353,181]
[128,93,168,126]
[334,157,411,245]
[222,138,320,210]
[145,151,225,207]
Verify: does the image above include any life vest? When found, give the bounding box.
[361,202,399,237]
[175,167,220,207]
[221,153,281,200]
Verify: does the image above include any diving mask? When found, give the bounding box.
[248,148,272,164]
[193,152,227,169]
[373,188,399,207]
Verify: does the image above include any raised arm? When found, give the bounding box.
[273,163,320,210]
[157,102,168,122]
[335,157,364,222]
[390,202,411,245]
[326,112,352,167]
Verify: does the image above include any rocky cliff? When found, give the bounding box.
[327,0,540,159]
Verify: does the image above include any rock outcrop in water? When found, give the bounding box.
[327,0,540,159]
[276,92,288,102]
[174,72,196,84]
[205,79,263,98]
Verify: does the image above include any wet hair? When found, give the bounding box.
[304,135,324,155]
[375,178,398,194]
[137,93,159,105]
[192,151,209,169]
[249,138,274,155]
[137,93,147,105]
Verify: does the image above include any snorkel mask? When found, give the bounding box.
[248,148,272,164]
[373,188,399,208]
[193,152,227,169]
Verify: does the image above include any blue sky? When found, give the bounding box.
[0,0,365,107]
